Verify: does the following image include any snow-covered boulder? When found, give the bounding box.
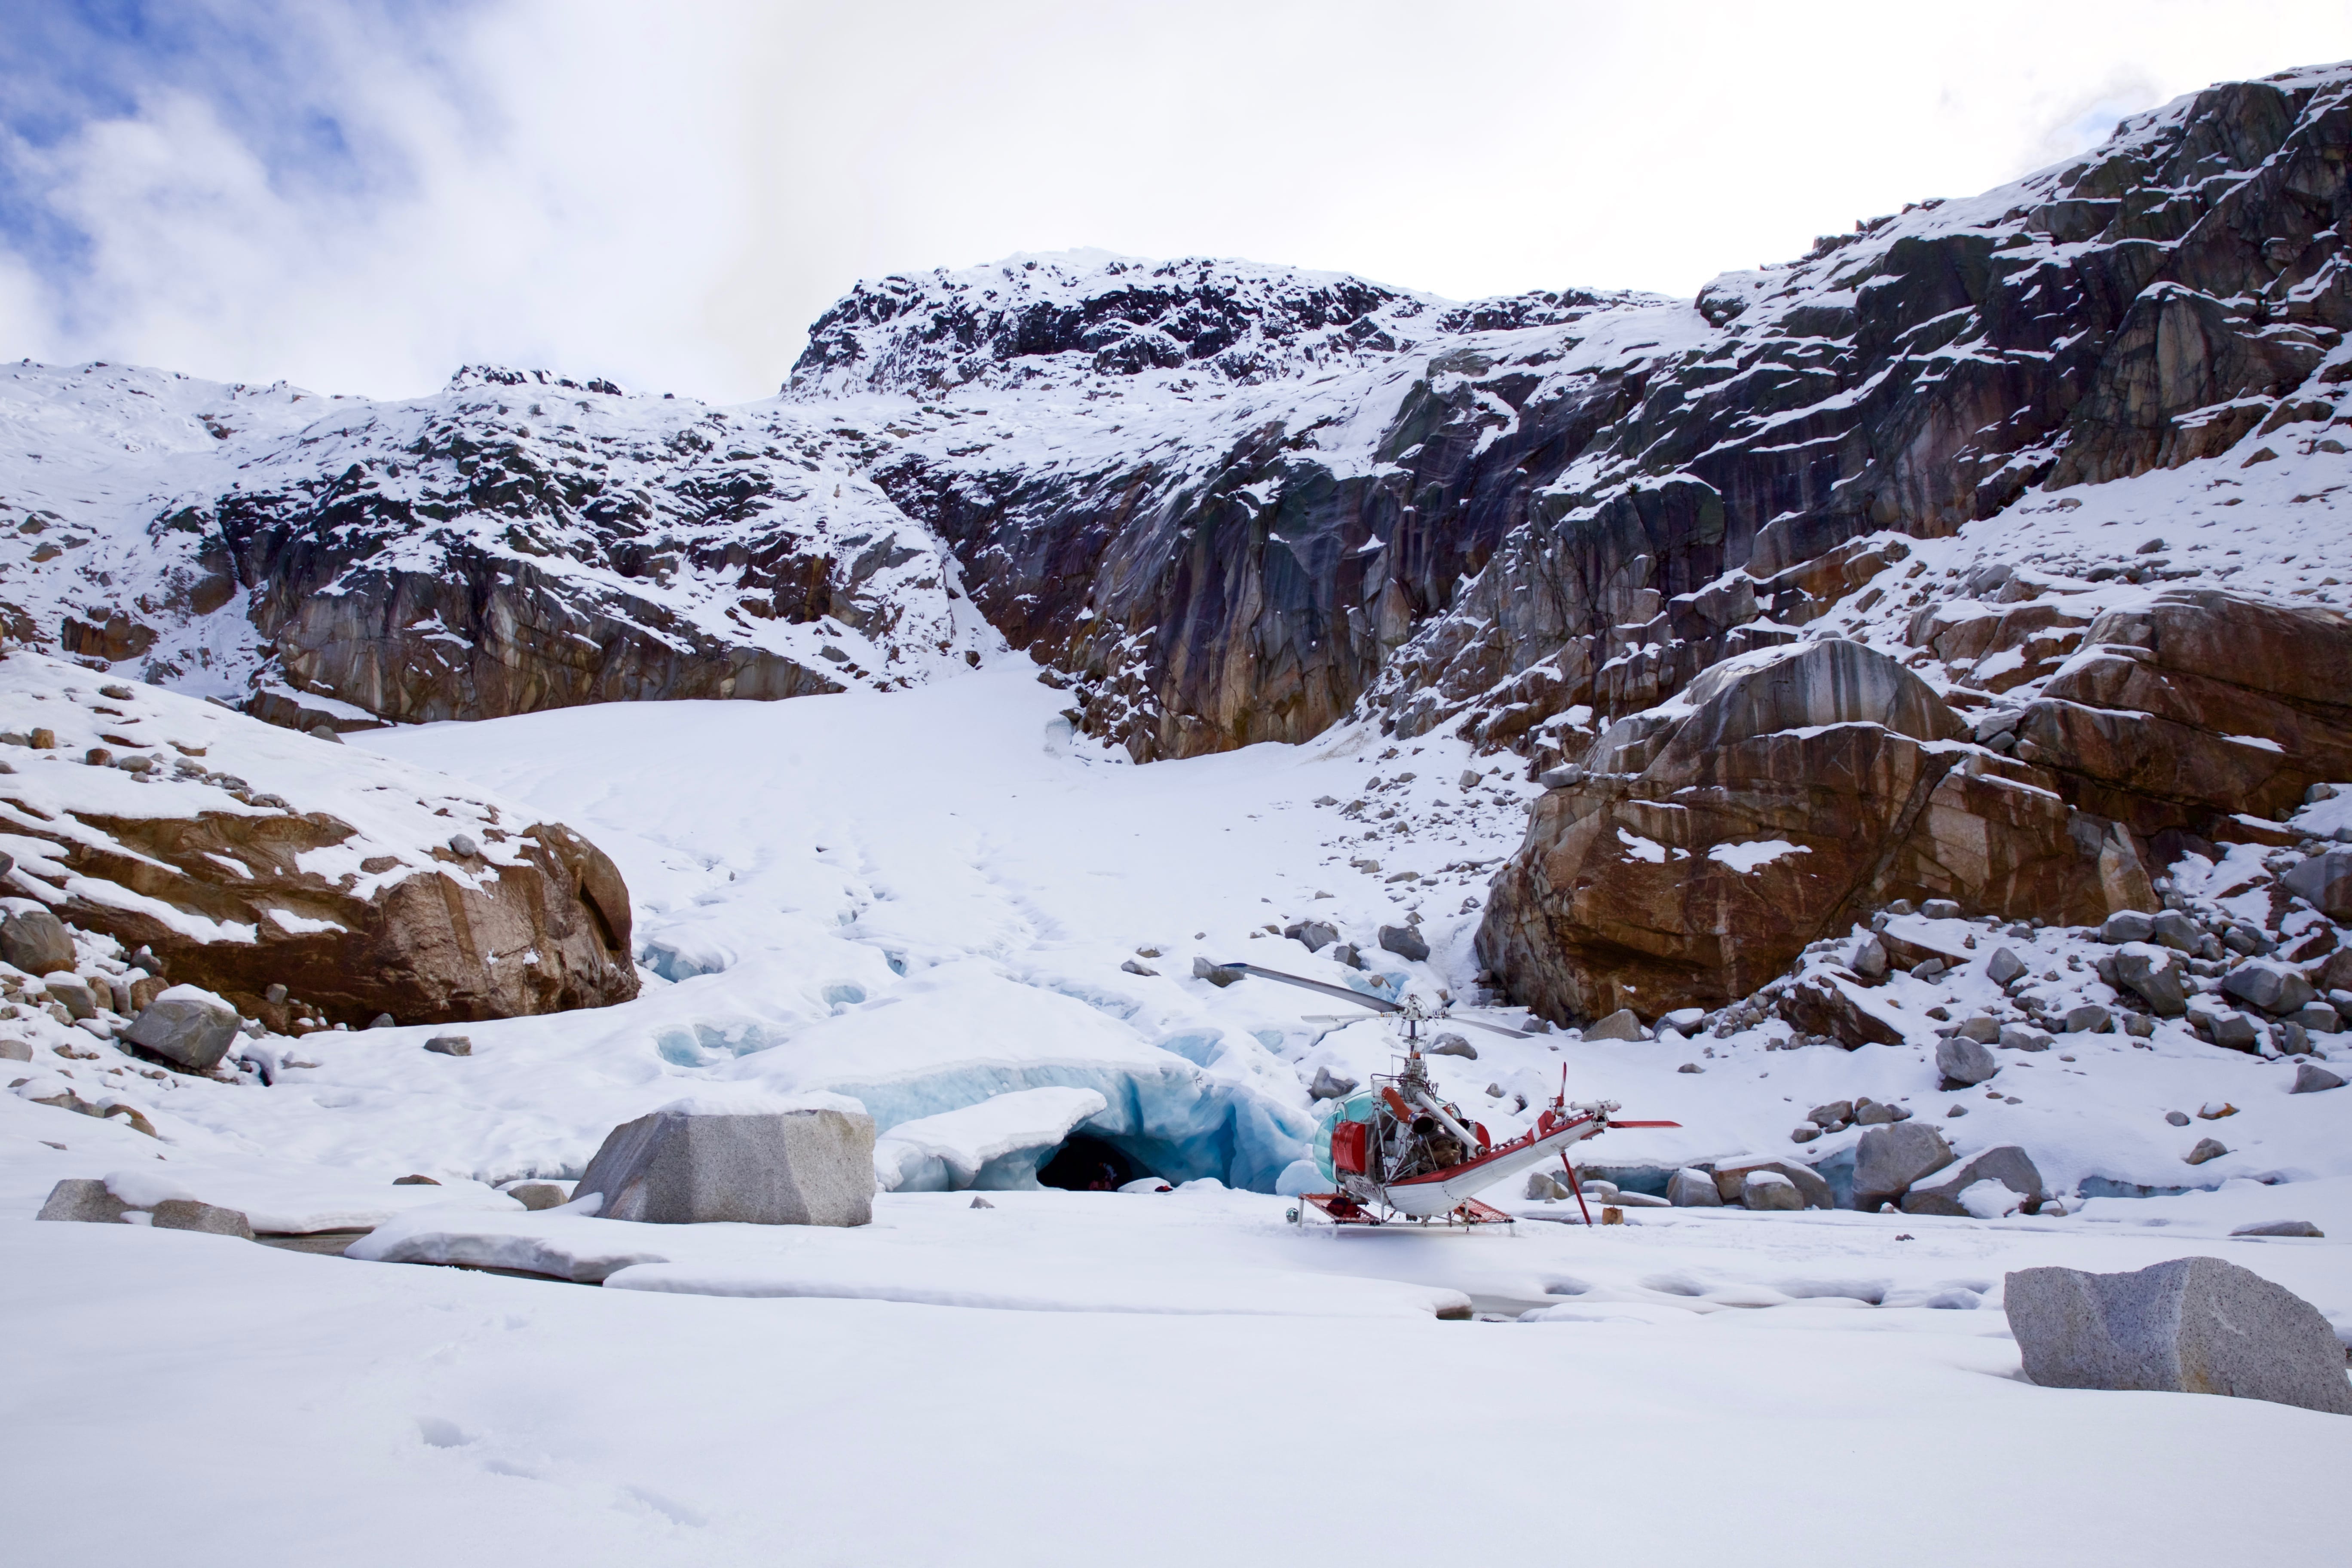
[576,1094,876,1226]
[2006,1257,2352,1415]
[0,652,637,1028]
[123,984,240,1071]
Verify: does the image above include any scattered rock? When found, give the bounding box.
[2189,1007,2261,1052]
[1426,1033,1476,1059]
[1920,898,1962,920]
[2149,910,2204,953]
[1999,1026,2054,1053]
[1742,1170,1804,1210]
[1955,1015,2002,1044]
[2111,949,2189,1017]
[1902,1146,2046,1216]
[1854,1100,1903,1126]
[125,985,242,1072]
[2280,850,2352,920]
[1377,925,1430,962]
[1191,957,1242,986]
[1790,1124,1822,1143]
[969,1195,995,1210]
[392,1174,441,1185]
[2184,1137,2228,1166]
[1328,943,1363,970]
[2005,1256,2352,1415]
[1119,959,1158,976]
[0,1038,30,1061]
[2062,1004,2116,1035]
[447,833,480,859]
[0,909,76,976]
[1307,1066,1359,1101]
[2196,1102,2237,1121]
[506,1182,569,1211]
[423,1035,472,1057]
[2165,1110,2192,1126]
[41,973,97,1021]
[2291,1061,2346,1094]
[1676,1062,1703,1074]
[2101,911,2155,944]
[575,1103,877,1226]
[1667,1167,1722,1207]
[2222,962,2316,1017]
[368,1013,395,1029]
[150,1199,255,1239]
[1582,1008,1645,1042]
[1937,1035,2000,1087]
[1283,920,1338,952]
[35,1178,129,1223]
[1525,1170,1569,1200]
[1806,1099,1854,1128]
[1853,1122,1955,1210]
[2232,1220,2324,1238]
[1984,946,2027,986]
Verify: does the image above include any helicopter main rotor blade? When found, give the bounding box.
[1216,962,1403,1014]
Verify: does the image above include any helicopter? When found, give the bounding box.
[1216,961,1678,1227]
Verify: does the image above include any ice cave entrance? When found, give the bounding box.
[1036,1134,1148,1192]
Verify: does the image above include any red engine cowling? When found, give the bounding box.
[1331,1120,1368,1176]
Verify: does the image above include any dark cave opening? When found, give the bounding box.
[1036,1134,1145,1191]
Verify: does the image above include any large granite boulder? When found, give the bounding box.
[2006,1257,2352,1415]
[0,907,76,975]
[1852,1122,1955,1211]
[1478,640,2133,1021]
[576,1099,877,1227]
[0,654,637,1027]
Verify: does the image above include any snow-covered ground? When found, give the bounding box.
[3,658,2349,1563]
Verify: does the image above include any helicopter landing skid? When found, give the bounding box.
[1295,1193,1514,1228]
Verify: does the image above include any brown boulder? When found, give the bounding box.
[0,652,636,1027]
[2015,589,2352,838]
[1479,640,2134,1023]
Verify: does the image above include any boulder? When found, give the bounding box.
[1667,1167,1723,1207]
[1478,639,2127,1023]
[1956,1016,2002,1044]
[1426,1034,1476,1059]
[1853,1122,1955,1209]
[0,1038,30,1060]
[2101,911,2156,944]
[2281,851,2352,919]
[1806,1099,1854,1128]
[1582,1008,1645,1042]
[1779,968,1905,1048]
[1999,1026,2054,1053]
[1712,1157,1832,1210]
[1901,1146,2046,1216]
[1854,1100,1903,1125]
[41,972,96,1020]
[423,1035,472,1057]
[2189,1007,2262,1053]
[126,985,242,1072]
[2062,1004,2115,1035]
[1191,957,1241,986]
[0,908,76,975]
[2185,1137,2228,1166]
[2149,910,2205,953]
[575,1103,876,1226]
[1937,1034,2000,1086]
[151,1199,255,1239]
[1525,1170,1569,1201]
[35,1178,129,1223]
[1742,1170,1804,1210]
[1307,1066,1359,1101]
[2005,1256,2352,1415]
[2112,949,2189,1017]
[2222,962,2317,1017]
[2232,1220,2324,1238]
[0,653,637,1029]
[2291,1061,2346,1094]
[1377,925,1430,963]
[1283,920,1338,953]
[1985,947,2027,986]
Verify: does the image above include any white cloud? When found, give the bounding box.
[3,0,2347,402]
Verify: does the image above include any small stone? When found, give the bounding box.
[1854,1100,1901,1126]
[265,983,289,1004]
[1790,1124,1821,1144]
[2290,1061,2346,1094]
[448,833,480,858]
[1458,770,1482,790]
[423,1035,472,1057]
[0,1038,30,1061]
[1910,958,1947,980]
[1937,1034,1999,1086]
[40,973,97,1021]
[969,1195,995,1209]
[1806,1099,1854,1128]
[1283,919,1338,953]
[1999,1026,2053,1053]
[393,1174,441,1185]
[2232,1219,2323,1238]
[1583,1008,1645,1042]
[2165,1110,2191,1126]
[1191,957,1241,987]
[506,1181,569,1210]
[1676,1062,1703,1074]
[2123,1015,2156,1039]
[2101,911,2156,944]
[1119,959,1158,976]
[2184,1137,2227,1166]
[151,1199,255,1239]
[1426,1033,1476,1059]
[1307,1066,1359,1101]
[1920,899,1962,919]
[1852,937,1889,979]
[2062,1004,2115,1035]
[2197,1102,2238,1121]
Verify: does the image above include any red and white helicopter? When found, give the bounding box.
[1220,961,1678,1227]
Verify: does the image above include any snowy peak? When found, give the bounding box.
[784,250,1657,399]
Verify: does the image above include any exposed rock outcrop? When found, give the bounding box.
[0,652,636,1027]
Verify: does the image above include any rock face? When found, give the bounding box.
[0,653,636,1028]
[576,1104,877,1227]
[1478,640,2134,1020]
[2006,1257,2352,1415]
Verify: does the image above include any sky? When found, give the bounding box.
[1,1,2348,405]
